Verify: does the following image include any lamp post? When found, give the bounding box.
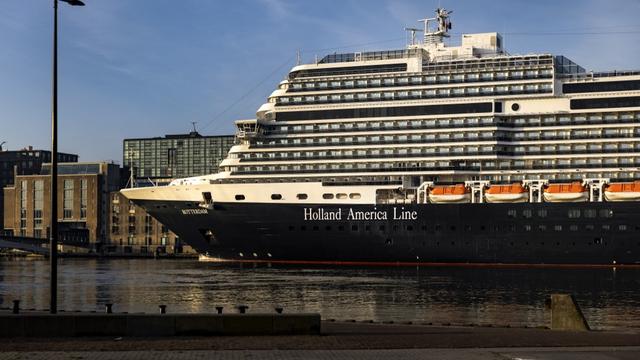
[51,0,84,315]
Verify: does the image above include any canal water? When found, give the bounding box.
[0,258,639,331]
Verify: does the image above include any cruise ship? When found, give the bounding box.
[122,9,640,266]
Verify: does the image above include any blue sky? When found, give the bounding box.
[1,0,639,163]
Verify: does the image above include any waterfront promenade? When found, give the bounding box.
[1,322,639,359]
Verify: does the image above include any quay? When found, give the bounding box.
[0,322,638,359]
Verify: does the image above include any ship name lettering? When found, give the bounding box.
[304,208,342,221]
[347,208,387,220]
[181,208,209,215]
[393,207,418,220]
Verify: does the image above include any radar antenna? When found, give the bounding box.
[404,27,424,46]
[190,121,198,133]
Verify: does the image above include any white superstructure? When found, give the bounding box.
[124,8,640,206]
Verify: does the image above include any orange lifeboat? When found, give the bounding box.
[428,184,471,204]
[485,183,528,203]
[604,181,640,202]
[543,182,588,202]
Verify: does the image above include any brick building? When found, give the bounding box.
[3,162,120,251]
[0,146,77,229]
[107,191,195,255]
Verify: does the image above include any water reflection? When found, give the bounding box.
[0,258,638,330]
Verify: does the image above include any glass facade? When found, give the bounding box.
[123,132,234,182]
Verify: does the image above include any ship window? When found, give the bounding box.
[235,195,245,201]
[322,193,334,199]
[336,193,348,199]
[349,193,361,199]
[570,225,579,231]
[567,209,581,218]
[296,193,308,200]
[602,225,610,231]
[435,224,442,232]
[511,103,520,111]
[271,194,283,200]
[585,224,595,231]
[507,209,517,218]
[351,225,358,231]
[584,209,596,218]
[554,225,563,231]
[599,209,613,218]
[523,225,532,232]
[522,209,532,218]
[538,225,547,231]
[537,209,548,218]
[338,225,344,231]
[619,224,628,231]
[379,225,385,231]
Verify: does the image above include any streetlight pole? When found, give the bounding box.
[51,0,84,315]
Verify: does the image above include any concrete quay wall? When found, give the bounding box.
[0,313,321,337]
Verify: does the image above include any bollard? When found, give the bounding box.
[237,305,249,314]
[215,306,224,314]
[275,307,283,314]
[12,300,20,314]
[159,305,167,314]
[105,304,113,314]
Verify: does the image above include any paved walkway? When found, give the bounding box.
[1,347,639,360]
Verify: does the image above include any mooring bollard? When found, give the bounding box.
[12,300,20,314]
[105,303,113,314]
[275,307,283,314]
[215,306,224,314]
[159,305,167,314]
[237,305,249,314]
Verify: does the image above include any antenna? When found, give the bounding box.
[296,50,301,65]
[404,27,424,46]
[190,121,198,133]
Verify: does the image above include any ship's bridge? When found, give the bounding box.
[235,119,265,141]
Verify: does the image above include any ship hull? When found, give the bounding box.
[135,200,640,266]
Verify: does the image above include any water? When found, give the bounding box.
[1,258,639,331]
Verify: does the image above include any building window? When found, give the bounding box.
[20,180,27,236]
[80,179,87,219]
[33,180,44,238]
[63,179,74,219]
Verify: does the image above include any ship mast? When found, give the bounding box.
[418,8,453,46]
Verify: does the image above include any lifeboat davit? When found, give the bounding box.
[543,182,588,202]
[429,184,471,204]
[485,183,528,203]
[604,181,640,202]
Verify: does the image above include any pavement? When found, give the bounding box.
[1,348,639,359]
[0,322,639,359]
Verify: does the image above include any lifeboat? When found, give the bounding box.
[428,184,471,204]
[543,182,588,202]
[485,183,528,203]
[604,181,640,202]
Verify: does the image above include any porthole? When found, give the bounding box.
[297,193,308,200]
[271,194,282,200]
[349,193,361,199]
[511,103,520,111]
[323,193,334,199]
[336,193,348,199]
[235,194,245,201]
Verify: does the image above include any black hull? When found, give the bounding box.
[136,200,640,266]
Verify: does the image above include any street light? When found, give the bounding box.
[51,0,84,315]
